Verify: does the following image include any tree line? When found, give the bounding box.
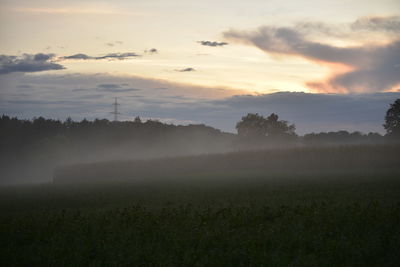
[1,98,399,153]
[235,98,400,146]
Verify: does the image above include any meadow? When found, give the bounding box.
[1,145,400,266]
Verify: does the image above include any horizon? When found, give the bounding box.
[1,2,400,264]
[1,0,399,134]
[1,90,399,135]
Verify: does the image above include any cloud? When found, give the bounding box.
[198,41,228,47]
[96,83,140,93]
[176,68,196,72]
[224,17,400,93]
[98,84,123,89]
[145,48,158,54]
[2,72,399,133]
[106,41,123,47]
[0,54,65,75]
[63,53,92,60]
[0,72,244,124]
[97,52,141,60]
[351,16,400,33]
[62,52,141,60]
[208,91,400,133]
[293,16,400,40]
[16,85,34,89]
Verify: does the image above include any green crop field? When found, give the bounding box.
[1,146,400,266]
[1,176,400,266]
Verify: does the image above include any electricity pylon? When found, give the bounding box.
[111,97,120,122]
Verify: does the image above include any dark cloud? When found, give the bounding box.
[224,18,400,93]
[97,53,141,60]
[351,16,400,33]
[96,83,140,92]
[207,91,400,133]
[63,53,92,60]
[79,94,104,99]
[0,53,65,75]
[106,88,141,93]
[293,16,400,39]
[319,41,400,92]
[145,48,158,54]
[198,41,228,47]
[225,26,365,65]
[33,53,53,61]
[98,84,122,89]
[16,85,34,89]
[293,21,344,38]
[63,52,140,60]
[1,72,399,134]
[176,68,196,72]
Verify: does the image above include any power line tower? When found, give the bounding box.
[111,97,120,122]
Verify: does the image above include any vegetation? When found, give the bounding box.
[236,113,296,138]
[1,114,390,184]
[0,115,234,184]
[0,115,232,154]
[1,145,395,266]
[384,99,400,138]
[1,172,399,266]
[54,145,400,184]
[302,131,384,146]
[1,101,400,266]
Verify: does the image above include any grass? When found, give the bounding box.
[1,145,400,266]
[1,173,400,267]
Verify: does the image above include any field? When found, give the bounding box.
[1,145,400,266]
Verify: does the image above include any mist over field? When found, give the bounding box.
[1,0,400,265]
[1,100,400,266]
[0,113,394,185]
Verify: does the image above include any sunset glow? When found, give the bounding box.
[1,0,399,132]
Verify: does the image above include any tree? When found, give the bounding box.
[265,113,296,137]
[235,113,267,138]
[236,113,296,138]
[384,99,400,137]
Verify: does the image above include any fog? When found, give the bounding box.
[2,115,400,267]
[0,117,235,184]
[53,145,400,185]
[0,115,397,185]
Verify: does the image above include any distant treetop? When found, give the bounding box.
[384,99,400,138]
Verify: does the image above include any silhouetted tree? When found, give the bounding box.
[236,113,296,138]
[265,113,296,137]
[236,113,267,138]
[0,114,232,155]
[384,99,400,138]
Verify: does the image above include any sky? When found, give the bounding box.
[0,0,399,134]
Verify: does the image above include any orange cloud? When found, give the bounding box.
[224,18,400,93]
